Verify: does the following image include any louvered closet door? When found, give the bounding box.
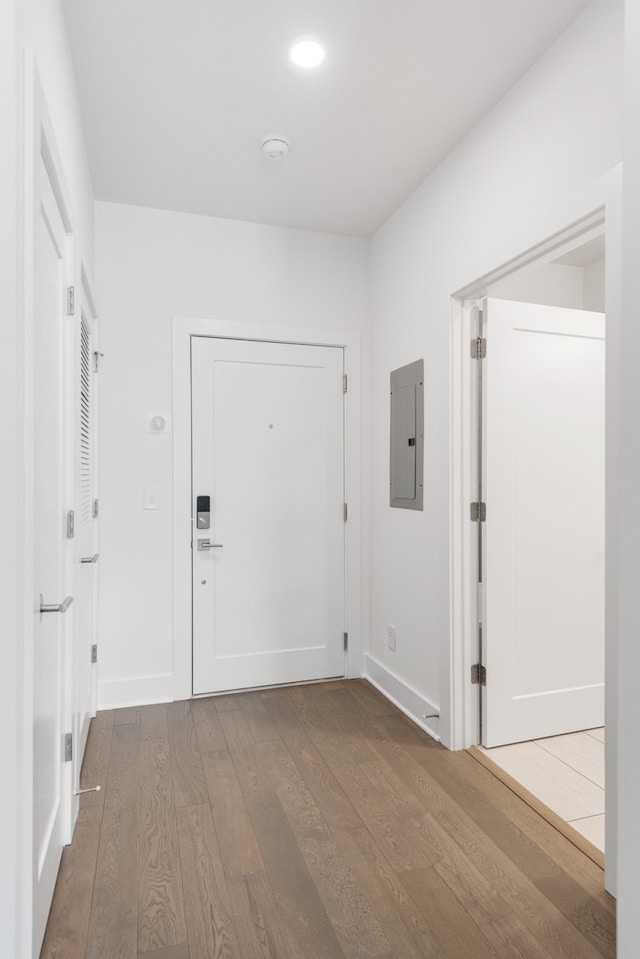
[73,306,97,792]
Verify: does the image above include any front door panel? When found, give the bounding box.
[191,337,345,694]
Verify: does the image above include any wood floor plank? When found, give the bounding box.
[239,692,282,743]
[115,705,142,725]
[219,709,347,956]
[40,823,101,959]
[400,866,503,959]
[176,803,239,959]
[295,831,391,957]
[141,704,168,741]
[263,694,361,832]
[201,748,264,878]
[331,826,448,959]
[77,708,115,826]
[137,739,187,954]
[190,697,227,752]
[138,947,189,959]
[86,723,140,959]
[536,875,615,958]
[227,872,298,959]
[241,791,347,959]
[259,739,330,839]
[217,708,271,804]
[166,700,208,806]
[213,693,242,712]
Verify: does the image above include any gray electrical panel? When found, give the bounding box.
[390,359,424,510]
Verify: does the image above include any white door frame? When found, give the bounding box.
[172,317,363,702]
[449,181,622,896]
[22,55,78,955]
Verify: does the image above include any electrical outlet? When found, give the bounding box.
[387,624,397,652]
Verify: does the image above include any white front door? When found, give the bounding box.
[483,298,605,747]
[191,337,346,694]
[33,155,72,951]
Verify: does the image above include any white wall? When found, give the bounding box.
[367,0,622,742]
[489,262,586,309]
[3,2,95,955]
[94,201,369,708]
[617,0,640,951]
[583,257,606,311]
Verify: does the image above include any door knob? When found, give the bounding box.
[39,594,74,620]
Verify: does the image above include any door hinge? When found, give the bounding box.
[471,663,487,686]
[66,509,75,539]
[93,351,104,372]
[66,286,75,315]
[470,502,486,522]
[92,498,99,519]
[64,732,73,762]
[343,503,348,522]
[91,644,98,664]
[343,374,348,393]
[471,337,486,359]
[344,632,348,651]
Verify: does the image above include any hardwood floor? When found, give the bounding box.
[40,680,615,959]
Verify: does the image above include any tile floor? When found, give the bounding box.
[480,727,605,851]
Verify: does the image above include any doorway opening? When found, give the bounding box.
[450,210,608,869]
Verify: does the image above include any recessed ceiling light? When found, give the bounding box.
[289,36,325,69]
[261,136,292,160]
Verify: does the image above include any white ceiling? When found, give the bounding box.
[62,0,593,237]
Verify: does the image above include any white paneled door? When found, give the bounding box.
[191,337,346,694]
[483,298,605,747]
[33,154,72,952]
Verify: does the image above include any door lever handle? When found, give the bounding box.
[197,539,224,551]
[40,594,74,615]
[81,553,99,564]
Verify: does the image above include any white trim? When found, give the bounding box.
[98,674,174,710]
[363,654,441,742]
[172,317,363,702]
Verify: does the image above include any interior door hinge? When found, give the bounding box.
[66,509,75,539]
[91,644,98,665]
[471,337,486,359]
[66,286,75,315]
[343,503,348,522]
[344,632,348,651]
[470,502,486,522]
[92,498,99,519]
[64,732,73,762]
[343,374,348,393]
[93,351,104,372]
[471,663,487,686]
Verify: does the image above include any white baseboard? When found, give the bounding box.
[363,654,441,742]
[97,673,174,710]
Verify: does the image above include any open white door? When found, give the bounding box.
[32,151,73,952]
[483,298,605,747]
[191,337,346,694]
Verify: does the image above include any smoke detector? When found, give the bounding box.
[261,136,291,160]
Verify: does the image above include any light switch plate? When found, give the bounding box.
[143,486,160,510]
